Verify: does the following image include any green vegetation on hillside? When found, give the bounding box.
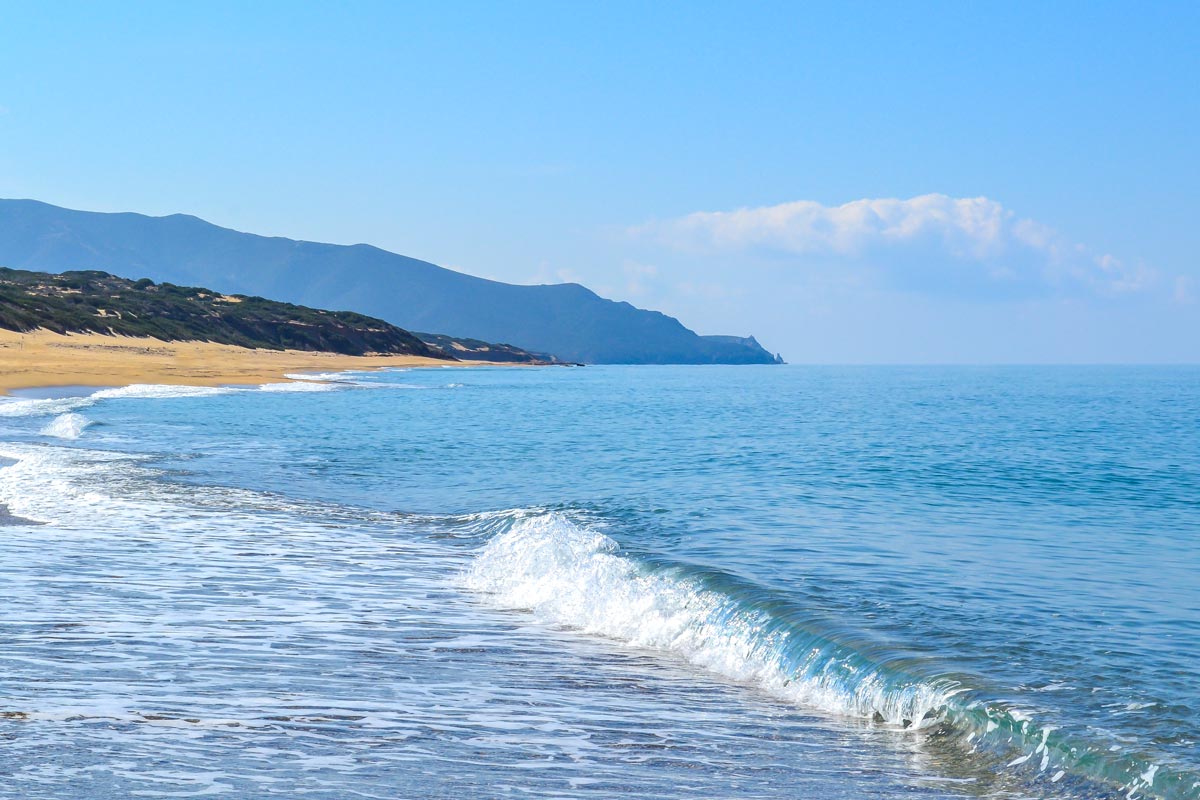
[0,267,446,358]
[414,332,568,364]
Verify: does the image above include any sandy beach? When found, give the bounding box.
[0,329,466,393]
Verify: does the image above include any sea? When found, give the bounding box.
[0,365,1196,799]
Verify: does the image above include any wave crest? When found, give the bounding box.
[465,512,955,726]
[39,413,94,440]
[465,511,1194,799]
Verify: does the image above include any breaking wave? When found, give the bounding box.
[0,375,383,420]
[465,512,1198,799]
[39,413,94,440]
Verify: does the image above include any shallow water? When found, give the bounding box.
[0,366,1196,798]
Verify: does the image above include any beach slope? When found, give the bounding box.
[0,329,457,392]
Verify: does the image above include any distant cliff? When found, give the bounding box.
[0,200,782,365]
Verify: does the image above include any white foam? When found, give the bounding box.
[283,372,357,382]
[0,385,234,420]
[464,512,954,727]
[0,395,92,418]
[0,376,414,426]
[256,381,339,393]
[91,384,235,400]
[0,443,146,524]
[40,413,94,440]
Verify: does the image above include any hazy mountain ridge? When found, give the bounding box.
[0,200,782,364]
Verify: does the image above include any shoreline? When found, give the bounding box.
[0,329,480,394]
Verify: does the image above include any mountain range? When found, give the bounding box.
[0,200,781,365]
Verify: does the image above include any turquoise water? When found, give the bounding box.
[0,366,1196,799]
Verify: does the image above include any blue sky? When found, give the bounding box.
[1,1,1196,362]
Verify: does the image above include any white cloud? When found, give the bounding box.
[632,194,1150,298]
[622,261,658,298]
[527,261,584,286]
